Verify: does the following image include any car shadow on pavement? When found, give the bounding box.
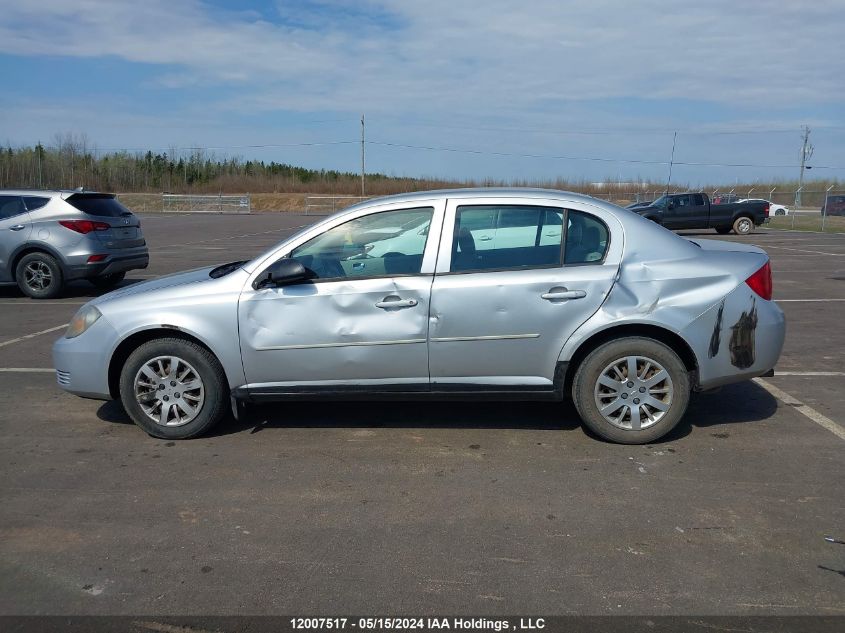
[0,277,145,299]
[95,378,779,442]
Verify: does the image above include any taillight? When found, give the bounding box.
[87,254,108,263]
[764,203,770,218]
[59,220,111,234]
[746,261,772,300]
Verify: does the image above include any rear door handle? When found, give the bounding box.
[541,289,586,301]
[9,224,26,231]
[375,297,418,309]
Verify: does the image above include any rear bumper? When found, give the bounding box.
[681,284,786,391]
[64,248,149,280]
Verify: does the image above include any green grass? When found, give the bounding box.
[766,213,845,233]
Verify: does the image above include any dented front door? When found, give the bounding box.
[238,276,433,390]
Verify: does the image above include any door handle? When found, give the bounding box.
[541,289,586,301]
[9,224,26,231]
[375,297,418,309]
[478,235,492,241]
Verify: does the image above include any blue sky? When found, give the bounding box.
[1,0,843,186]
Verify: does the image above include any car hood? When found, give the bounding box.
[89,266,217,306]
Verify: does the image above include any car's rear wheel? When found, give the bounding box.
[119,338,228,439]
[16,252,63,299]
[572,337,691,444]
[733,216,754,235]
[715,226,731,235]
[90,272,126,289]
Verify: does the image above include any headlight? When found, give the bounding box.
[65,306,102,339]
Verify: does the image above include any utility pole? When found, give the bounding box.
[665,131,678,195]
[360,114,366,197]
[797,125,813,208]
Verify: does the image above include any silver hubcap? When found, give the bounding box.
[134,356,205,427]
[24,261,53,290]
[738,219,751,233]
[594,355,674,431]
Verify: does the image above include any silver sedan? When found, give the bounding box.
[53,188,785,444]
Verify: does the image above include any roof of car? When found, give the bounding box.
[0,189,108,197]
[348,187,603,208]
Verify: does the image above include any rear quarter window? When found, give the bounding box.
[23,196,50,211]
[66,194,132,217]
[564,211,609,265]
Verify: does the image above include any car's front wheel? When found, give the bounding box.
[119,337,229,439]
[16,252,64,299]
[572,337,691,444]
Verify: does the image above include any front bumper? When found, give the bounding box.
[52,316,120,400]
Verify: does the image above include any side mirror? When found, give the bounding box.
[253,258,310,289]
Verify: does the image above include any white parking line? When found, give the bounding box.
[0,324,68,349]
[775,299,845,302]
[0,301,85,306]
[753,378,845,441]
[775,371,845,376]
[0,368,54,372]
[761,245,845,256]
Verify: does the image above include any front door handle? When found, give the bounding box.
[541,289,586,301]
[478,235,493,241]
[9,224,26,231]
[375,296,418,309]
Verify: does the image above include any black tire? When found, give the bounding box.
[15,252,64,299]
[732,215,754,235]
[572,337,691,444]
[90,272,126,289]
[119,337,229,439]
[715,226,732,235]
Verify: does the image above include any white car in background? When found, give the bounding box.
[739,199,789,216]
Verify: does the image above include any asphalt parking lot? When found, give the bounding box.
[1,214,843,616]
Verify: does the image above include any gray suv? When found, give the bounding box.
[0,190,149,298]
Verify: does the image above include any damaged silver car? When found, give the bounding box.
[53,189,785,444]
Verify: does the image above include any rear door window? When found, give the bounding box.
[451,205,564,272]
[0,196,26,220]
[66,194,132,217]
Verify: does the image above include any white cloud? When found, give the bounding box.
[0,0,842,113]
[0,0,843,182]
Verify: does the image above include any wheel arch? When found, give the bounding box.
[107,326,222,400]
[561,323,700,396]
[10,242,67,277]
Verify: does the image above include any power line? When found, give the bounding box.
[367,140,845,171]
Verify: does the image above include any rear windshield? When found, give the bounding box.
[66,194,132,217]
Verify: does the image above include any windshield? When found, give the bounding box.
[649,195,668,207]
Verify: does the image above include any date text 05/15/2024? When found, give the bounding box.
[289,617,546,630]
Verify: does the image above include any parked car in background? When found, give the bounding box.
[822,195,845,216]
[739,198,788,216]
[0,190,148,298]
[632,192,769,234]
[54,188,785,445]
[625,200,654,210]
